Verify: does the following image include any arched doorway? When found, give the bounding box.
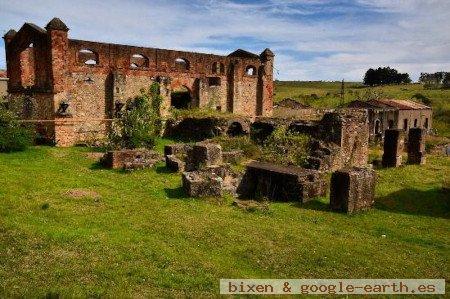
[171,86,192,109]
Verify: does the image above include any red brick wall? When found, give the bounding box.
[4,19,275,146]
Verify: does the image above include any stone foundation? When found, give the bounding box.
[330,167,376,214]
[382,129,405,167]
[103,149,162,169]
[237,161,327,203]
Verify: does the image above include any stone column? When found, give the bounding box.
[330,167,376,214]
[407,128,426,165]
[382,129,405,167]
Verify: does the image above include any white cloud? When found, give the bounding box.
[0,0,449,81]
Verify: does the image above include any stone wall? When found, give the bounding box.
[3,18,274,146]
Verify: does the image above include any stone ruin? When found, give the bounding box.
[4,18,274,147]
[102,149,162,170]
[382,129,405,167]
[251,109,369,171]
[165,117,250,141]
[165,142,241,197]
[407,128,426,165]
[237,161,327,203]
[381,127,427,168]
[330,167,376,214]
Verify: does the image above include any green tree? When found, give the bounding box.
[0,103,33,152]
[108,83,162,149]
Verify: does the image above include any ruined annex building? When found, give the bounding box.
[3,18,274,146]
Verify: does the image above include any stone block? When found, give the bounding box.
[192,143,222,169]
[407,128,426,165]
[330,167,376,214]
[165,154,186,172]
[164,143,192,157]
[237,161,327,203]
[182,171,223,197]
[103,149,161,169]
[382,129,405,167]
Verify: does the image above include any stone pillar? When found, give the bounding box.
[45,18,69,94]
[382,129,404,167]
[259,48,274,117]
[330,167,376,214]
[2,29,17,91]
[407,128,426,165]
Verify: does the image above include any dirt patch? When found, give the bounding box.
[65,189,101,199]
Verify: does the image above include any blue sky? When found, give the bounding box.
[0,0,449,81]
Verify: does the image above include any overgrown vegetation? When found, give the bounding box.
[0,103,33,152]
[108,83,162,149]
[260,126,311,166]
[211,135,261,160]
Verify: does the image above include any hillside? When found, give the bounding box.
[274,81,450,137]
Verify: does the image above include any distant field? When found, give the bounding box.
[274,81,450,137]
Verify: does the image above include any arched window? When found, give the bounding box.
[414,119,418,127]
[374,119,380,134]
[175,58,190,71]
[78,49,99,65]
[245,65,257,76]
[130,53,149,68]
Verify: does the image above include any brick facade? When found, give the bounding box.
[3,18,274,146]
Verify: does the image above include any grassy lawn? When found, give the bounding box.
[0,142,449,297]
[274,81,450,138]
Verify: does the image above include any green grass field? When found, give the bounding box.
[274,81,450,137]
[1,142,449,297]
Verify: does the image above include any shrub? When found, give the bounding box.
[0,105,33,152]
[108,84,161,149]
[211,135,261,160]
[260,126,311,166]
[411,93,431,106]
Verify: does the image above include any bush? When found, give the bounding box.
[211,135,261,160]
[411,93,431,106]
[260,126,311,166]
[108,83,161,149]
[0,106,33,152]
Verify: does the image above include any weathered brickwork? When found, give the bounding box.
[330,167,376,214]
[3,18,274,146]
[382,129,405,167]
[407,128,426,165]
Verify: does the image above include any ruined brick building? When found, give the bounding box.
[3,18,274,146]
[348,99,432,141]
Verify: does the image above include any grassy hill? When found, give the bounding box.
[274,81,450,137]
[0,143,449,296]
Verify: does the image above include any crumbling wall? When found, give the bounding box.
[3,18,274,146]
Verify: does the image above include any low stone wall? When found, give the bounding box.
[164,116,250,141]
[102,149,162,169]
[237,161,327,203]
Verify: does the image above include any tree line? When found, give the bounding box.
[363,67,411,86]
